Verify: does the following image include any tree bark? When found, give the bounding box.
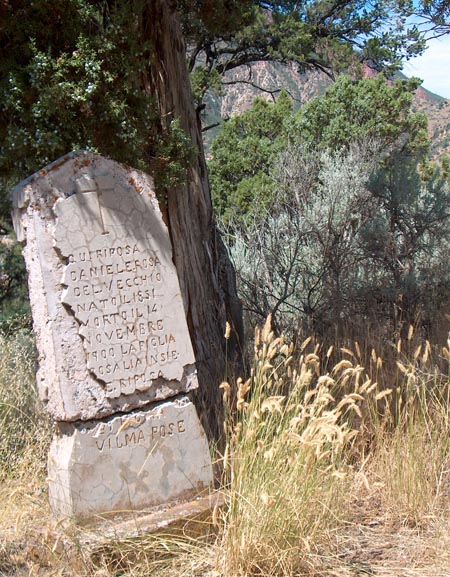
[145,0,243,441]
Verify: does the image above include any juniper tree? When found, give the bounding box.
[0,0,430,436]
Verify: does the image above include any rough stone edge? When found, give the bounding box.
[12,151,90,241]
[77,491,224,539]
[11,150,200,421]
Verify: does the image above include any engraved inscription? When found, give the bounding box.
[89,413,188,452]
[53,175,196,399]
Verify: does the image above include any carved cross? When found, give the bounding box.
[75,175,114,235]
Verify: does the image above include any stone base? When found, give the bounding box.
[79,492,224,541]
[48,396,213,520]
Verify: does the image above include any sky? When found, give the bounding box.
[403,35,450,98]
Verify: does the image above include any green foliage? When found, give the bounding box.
[0,0,159,188]
[361,153,450,327]
[0,0,199,319]
[224,142,379,332]
[228,139,450,337]
[292,75,429,154]
[0,0,200,224]
[183,0,426,106]
[153,118,198,189]
[414,0,450,35]
[179,0,255,43]
[190,67,223,108]
[184,0,427,137]
[0,237,30,328]
[209,91,292,223]
[212,74,450,338]
[210,75,430,227]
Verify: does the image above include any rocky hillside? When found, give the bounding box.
[202,62,450,159]
[412,84,450,158]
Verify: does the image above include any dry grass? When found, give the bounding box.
[217,318,365,576]
[0,329,51,480]
[361,335,450,527]
[215,320,450,576]
[2,321,450,576]
[0,328,54,576]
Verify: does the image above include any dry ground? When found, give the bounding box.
[2,476,450,577]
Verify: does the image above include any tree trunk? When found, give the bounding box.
[145,0,243,441]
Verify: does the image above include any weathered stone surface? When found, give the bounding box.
[81,492,224,539]
[12,151,198,421]
[48,397,213,520]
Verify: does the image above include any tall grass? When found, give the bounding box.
[1,319,450,577]
[364,334,450,525]
[217,319,450,576]
[0,328,54,577]
[0,327,51,479]
[218,318,369,576]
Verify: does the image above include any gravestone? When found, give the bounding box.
[12,151,213,520]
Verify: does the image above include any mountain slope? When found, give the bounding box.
[202,63,450,159]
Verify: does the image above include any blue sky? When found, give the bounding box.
[403,35,450,98]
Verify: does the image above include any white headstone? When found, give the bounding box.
[12,151,198,421]
[12,151,212,519]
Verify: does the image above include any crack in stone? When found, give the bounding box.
[52,175,197,400]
